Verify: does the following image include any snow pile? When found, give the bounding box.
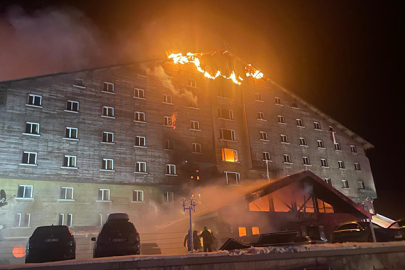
[228,246,299,255]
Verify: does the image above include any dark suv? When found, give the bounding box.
[25,225,76,263]
[92,213,140,258]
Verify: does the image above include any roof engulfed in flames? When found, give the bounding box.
[168,50,264,85]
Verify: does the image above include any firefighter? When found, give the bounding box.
[199,226,213,252]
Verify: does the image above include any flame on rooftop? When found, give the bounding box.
[168,50,264,85]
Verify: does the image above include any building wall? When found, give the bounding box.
[0,60,376,238]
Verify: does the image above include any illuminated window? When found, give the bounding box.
[225,171,240,184]
[338,161,345,169]
[283,154,292,164]
[321,159,328,167]
[222,149,238,162]
[134,88,145,99]
[263,152,271,161]
[278,115,285,124]
[102,106,114,118]
[255,93,262,101]
[103,82,114,93]
[334,143,341,150]
[220,129,236,141]
[281,134,288,143]
[134,112,146,122]
[163,94,173,104]
[257,112,265,120]
[354,163,361,170]
[218,108,234,120]
[238,227,247,237]
[164,116,174,127]
[260,131,268,141]
[317,140,325,148]
[296,119,304,127]
[102,132,114,143]
[275,97,282,105]
[342,180,349,189]
[252,227,260,235]
[350,145,357,153]
[299,137,307,146]
[314,122,321,130]
[358,181,365,189]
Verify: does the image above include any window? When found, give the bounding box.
[98,189,110,201]
[102,106,114,117]
[22,152,37,165]
[66,100,79,112]
[296,119,304,127]
[220,129,236,141]
[134,88,145,99]
[190,120,200,130]
[222,149,238,162]
[67,214,73,227]
[17,185,33,198]
[350,145,357,153]
[303,157,311,165]
[218,88,234,99]
[73,79,85,88]
[25,122,40,135]
[225,171,240,185]
[63,155,77,168]
[317,140,325,148]
[291,100,298,108]
[275,97,282,105]
[188,78,197,87]
[103,82,114,93]
[321,159,328,167]
[314,122,321,130]
[281,134,288,143]
[284,154,292,163]
[255,93,262,101]
[133,190,144,202]
[260,131,268,141]
[299,137,307,146]
[164,191,174,202]
[358,181,365,189]
[278,115,285,124]
[164,116,174,127]
[60,187,74,200]
[324,178,332,185]
[334,143,341,150]
[257,112,265,120]
[165,140,174,150]
[102,132,114,143]
[354,163,361,170]
[338,161,345,169]
[238,227,247,237]
[102,158,114,170]
[166,164,177,175]
[342,180,349,189]
[135,136,146,147]
[14,213,30,228]
[163,94,173,104]
[252,227,260,235]
[263,152,271,161]
[58,214,64,225]
[135,162,147,173]
[27,94,42,106]
[218,108,234,120]
[135,112,146,122]
[65,127,78,139]
[192,143,202,153]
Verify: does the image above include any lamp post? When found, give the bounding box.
[266,160,270,181]
[182,194,198,253]
[361,197,376,242]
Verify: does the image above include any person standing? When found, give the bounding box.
[193,230,201,252]
[183,229,192,252]
[199,226,213,252]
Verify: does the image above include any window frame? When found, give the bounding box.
[299,137,307,146]
[62,155,77,168]
[220,129,236,141]
[98,188,111,201]
[27,94,42,107]
[255,93,263,101]
[164,140,175,150]
[277,115,285,124]
[260,131,268,141]
[188,78,197,88]
[134,111,146,122]
[132,190,144,202]
[135,161,147,173]
[17,185,33,199]
[164,191,175,202]
[163,94,173,104]
[14,213,31,228]
[281,134,289,143]
[324,178,332,185]
[67,214,73,227]
[192,143,202,153]
[314,122,321,130]
[165,164,177,176]
[334,143,341,151]
[342,180,349,189]
[190,120,200,131]
[60,187,74,201]
[338,160,345,169]
[257,112,265,120]
[317,139,325,148]
[296,119,304,127]
[263,152,271,161]
[283,154,292,164]
[218,108,234,120]
[102,106,115,118]
[102,131,114,143]
[24,122,40,136]
[354,163,361,171]
[21,151,37,166]
[225,171,241,185]
[222,148,239,162]
[358,181,365,190]
[275,97,282,105]
[133,88,145,99]
[102,82,115,93]
[65,127,78,139]
[321,158,329,167]
[135,136,146,147]
[350,145,358,153]
[66,100,79,112]
[101,158,114,171]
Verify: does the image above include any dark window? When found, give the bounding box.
[165,140,174,150]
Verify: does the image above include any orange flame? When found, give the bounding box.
[168,51,264,85]
[171,113,177,129]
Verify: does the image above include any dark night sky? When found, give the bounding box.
[1,1,404,218]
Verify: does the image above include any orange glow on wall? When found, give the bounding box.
[238,227,247,237]
[12,245,26,258]
[252,227,260,235]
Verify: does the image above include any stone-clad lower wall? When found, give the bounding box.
[3,244,405,270]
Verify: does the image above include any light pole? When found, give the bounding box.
[266,160,270,181]
[361,197,376,242]
[182,194,198,253]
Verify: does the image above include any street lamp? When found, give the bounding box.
[265,160,270,181]
[361,197,376,242]
[182,194,199,253]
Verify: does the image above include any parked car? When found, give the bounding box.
[92,213,140,258]
[389,219,405,229]
[140,243,161,255]
[331,221,405,243]
[25,225,75,263]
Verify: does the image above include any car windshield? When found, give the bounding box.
[31,226,71,240]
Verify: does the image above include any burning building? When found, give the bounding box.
[0,51,375,243]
